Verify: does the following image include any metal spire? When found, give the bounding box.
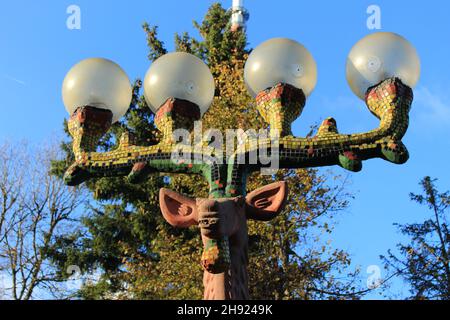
[231,0,249,32]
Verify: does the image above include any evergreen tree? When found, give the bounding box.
[50,3,362,300]
[382,177,450,300]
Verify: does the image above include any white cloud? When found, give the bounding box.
[413,86,450,126]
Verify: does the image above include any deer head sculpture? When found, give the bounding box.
[159,181,287,300]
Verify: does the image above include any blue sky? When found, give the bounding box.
[1,0,450,299]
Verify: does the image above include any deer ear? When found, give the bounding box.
[245,181,288,221]
[159,188,198,228]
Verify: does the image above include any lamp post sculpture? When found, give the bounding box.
[62,32,420,300]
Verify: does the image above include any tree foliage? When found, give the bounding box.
[382,177,450,300]
[50,3,362,300]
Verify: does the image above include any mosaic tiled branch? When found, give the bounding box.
[63,77,413,293]
[64,77,412,197]
[64,97,223,195]
[224,77,412,195]
[242,77,411,171]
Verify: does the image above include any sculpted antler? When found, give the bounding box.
[60,28,419,300]
[63,77,413,280]
[225,77,413,196]
[64,77,412,190]
[258,78,411,169]
[63,98,225,196]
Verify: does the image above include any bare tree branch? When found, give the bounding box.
[0,141,86,300]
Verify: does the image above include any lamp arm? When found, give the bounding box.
[64,141,225,195]
[63,99,227,195]
[233,77,413,175]
[64,78,412,197]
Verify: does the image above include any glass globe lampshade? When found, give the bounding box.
[346,32,420,100]
[143,52,215,115]
[244,38,317,98]
[62,58,132,123]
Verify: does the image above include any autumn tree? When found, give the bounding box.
[50,3,363,300]
[382,177,450,300]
